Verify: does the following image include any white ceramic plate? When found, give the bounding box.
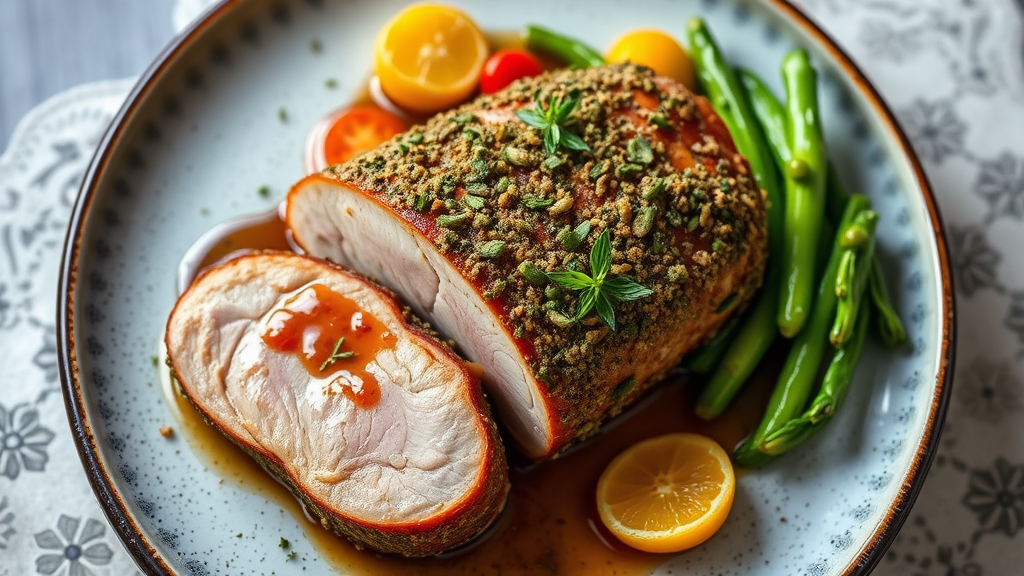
[58,0,954,574]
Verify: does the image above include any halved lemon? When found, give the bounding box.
[596,433,735,553]
[374,3,488,114]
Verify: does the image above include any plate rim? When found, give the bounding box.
[56,0,956,574]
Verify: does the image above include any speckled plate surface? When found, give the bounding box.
[58,0,954,574]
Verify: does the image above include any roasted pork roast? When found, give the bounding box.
[165,252,509,556]
[287,65,768,459]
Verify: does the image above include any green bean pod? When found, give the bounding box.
[777,49,827,338]
[760,300,871,456]
[832,210,879,346]
[733,194,872,467]
[738,70,790,169]
[522,25,605,68]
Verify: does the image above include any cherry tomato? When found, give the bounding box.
[480,49,545,94]
[323,105,407,166]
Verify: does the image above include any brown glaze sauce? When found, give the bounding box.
[261,283,394,409]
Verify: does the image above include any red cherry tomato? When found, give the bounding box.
[480,49,545,94]
[323,105,407,166]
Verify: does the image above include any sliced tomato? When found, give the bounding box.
[323,105,407,166]
[480,49,545,94]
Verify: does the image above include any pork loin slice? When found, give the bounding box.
[165,252,508,556]
[287,65,768,459]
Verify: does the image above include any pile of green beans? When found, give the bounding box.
[686,18,907,465]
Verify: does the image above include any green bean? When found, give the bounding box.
[760,300,871,455]
[684,316,742,375]
[522,25,605,68]
[750,78,906,348]
[832,210,879,346]
[686,19,780,198]
[777,49,827,338]
[738,70,789,169]
[733,194,872,467]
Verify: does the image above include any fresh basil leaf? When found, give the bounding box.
[556,96,579,121]
[603,276,654,301]
[543,128,558,155]
[546,270,596,290]
[575,287,598,320]
[514,108,548,129]
[560,131,591,152]
[595,291,616,330]
[590,229,612,280]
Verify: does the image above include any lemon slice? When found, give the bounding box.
[596,433,735,553]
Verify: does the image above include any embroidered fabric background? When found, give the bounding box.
[1,0,1022,574]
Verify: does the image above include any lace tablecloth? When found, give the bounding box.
[2,0,1023,574]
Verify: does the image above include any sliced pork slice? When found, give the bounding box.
[165,252,508,556]
[287,64,768,459]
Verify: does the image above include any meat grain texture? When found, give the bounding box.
[165,253,509,556]
[288,65,768,459]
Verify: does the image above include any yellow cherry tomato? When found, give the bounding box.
[605,29,697,91]
[374,3,488,114]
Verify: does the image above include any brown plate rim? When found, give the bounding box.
[56,0,956,574]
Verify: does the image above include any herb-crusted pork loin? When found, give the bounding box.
[287,65,768,459]
[165,253,509,556]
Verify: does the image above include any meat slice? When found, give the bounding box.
[165,252,508,556]
[287,65,768,459]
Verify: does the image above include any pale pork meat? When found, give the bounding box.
[287,65,768,459]
[165,253,508,556]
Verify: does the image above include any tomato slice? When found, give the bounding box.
[323,105,407,166]
[480,49,545,94]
